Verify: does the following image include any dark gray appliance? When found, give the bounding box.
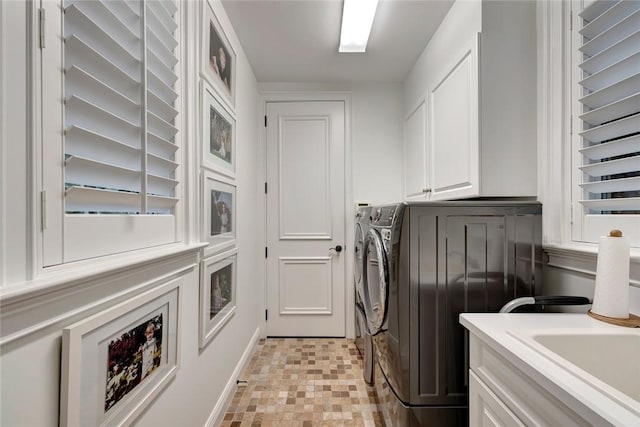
[362,201,542,426]
[353,205,374,384]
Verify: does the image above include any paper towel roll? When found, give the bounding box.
[591,230,630,319]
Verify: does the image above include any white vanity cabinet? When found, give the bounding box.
[403,0,537,201]
[468,334,591,427]
[469,370,525,427]
[461,314,639,427]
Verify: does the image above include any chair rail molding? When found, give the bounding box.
[545,244,640,288]
[0,243,205,346]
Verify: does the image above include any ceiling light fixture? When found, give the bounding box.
[339,0,379,53]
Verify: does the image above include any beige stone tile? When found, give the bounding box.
[221,338,383,426]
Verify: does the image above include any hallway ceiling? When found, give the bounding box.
[221,0,454,83]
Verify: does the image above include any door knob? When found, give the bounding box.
[330,245,343,253]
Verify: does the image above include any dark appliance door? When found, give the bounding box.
[354,222,365,298]
[362,228,388,335]
[355,303,374,384]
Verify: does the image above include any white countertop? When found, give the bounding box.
[460,313,640,427]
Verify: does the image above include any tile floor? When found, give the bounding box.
[220,338,387,427]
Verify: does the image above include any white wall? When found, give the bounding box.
[1,0,31,284]
[258,82,404,206]
[544,267,640,316]
[140,2,263,425]
[0,2,263,426]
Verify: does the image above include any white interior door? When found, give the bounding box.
[266,101,346,337]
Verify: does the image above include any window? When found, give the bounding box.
[40,0,181,266]
[571,0,640,247]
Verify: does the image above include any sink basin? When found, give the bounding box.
[510,329,640,416]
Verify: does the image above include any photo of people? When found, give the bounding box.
[210,105,232,163]
[209,22,231,94]
[210,264,232,319]
[104,314,163,412]
[210,190,233,236]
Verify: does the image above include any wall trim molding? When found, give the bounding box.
[0,256,199,346]
[545,245,640,288]
[0,0,5,287]
[1,243,206,307]
[537,0,573,246]
[206,327,261,427]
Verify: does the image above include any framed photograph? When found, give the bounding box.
[202,171,236,256]
[201,0,236,110]
[199,249,238,349]
[202,82,236,178]
[60,279,180,427]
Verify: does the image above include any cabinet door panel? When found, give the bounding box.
[430,36,479,200]
[469,371,525,427]
[404,101,428,200]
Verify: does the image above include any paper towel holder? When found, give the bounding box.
[588,229,639,327]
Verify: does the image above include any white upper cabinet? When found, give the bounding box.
[430,35,479,200]
[403,0,537,201]
[403,101,428,200]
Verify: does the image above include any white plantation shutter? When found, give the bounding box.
[41,0,181,265]
[577,0,640,214]
[63,0,179,215]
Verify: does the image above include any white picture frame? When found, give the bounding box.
[60,279,181,427]
[201,0,236,110]
[202,82,236,178]
[199,249,238,349]
[202,171,236,256]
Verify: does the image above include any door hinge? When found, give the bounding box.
[570,203,574,225]
[39,8,46,49]
[569,115,573,135]
[265,309,268,321]
[264,115,267,127]
[40,191,47,230]
[265,247,268,258]
[569,9,573,32]
[264,182,267,194]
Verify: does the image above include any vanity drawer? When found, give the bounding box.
[469,335,592,427]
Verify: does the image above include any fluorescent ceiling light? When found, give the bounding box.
[339,0,379,53]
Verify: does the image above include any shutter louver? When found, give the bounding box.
[578,0,640,214]
[146,1,179,214]
[64,0,178,215]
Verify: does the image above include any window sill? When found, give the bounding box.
[544,242,640,287]
[1,242,208,307]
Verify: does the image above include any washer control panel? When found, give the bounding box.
[370,206,397,226]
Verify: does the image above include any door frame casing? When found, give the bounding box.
[259,91,353,339]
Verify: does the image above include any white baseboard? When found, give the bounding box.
[205,327,261,427]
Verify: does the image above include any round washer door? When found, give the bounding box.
[362,228,388,334]
[355,304,374,385]
[354,222,364,291]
